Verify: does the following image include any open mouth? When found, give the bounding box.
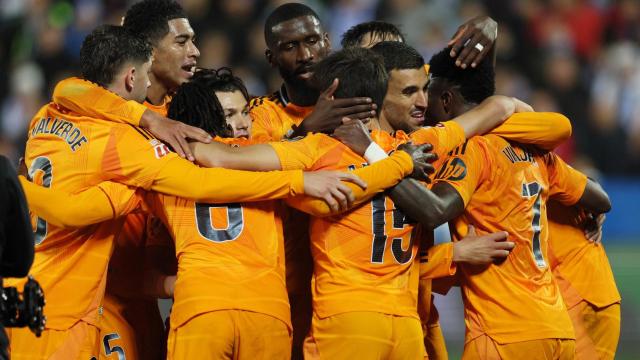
[410,110,425,125]
[234,130,250,138]
[181,64,196,77]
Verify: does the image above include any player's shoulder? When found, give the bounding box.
[248,91,284,112]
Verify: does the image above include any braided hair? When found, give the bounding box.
[168,67,249,137]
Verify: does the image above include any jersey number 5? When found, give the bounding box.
[522,181,546,268]
[27,157,52,245]
[195,203,244,242]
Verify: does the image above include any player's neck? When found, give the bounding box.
[367,117,389,133]
[375,114,395,133]
[283,82,318,107]
[146,84,169,106]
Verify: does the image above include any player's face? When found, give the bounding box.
[359,32,403,48]
[425,77,450,126]
[216,90,251,139]
[267,15,330,89]
[132,59,153,103]
[381,68,429,133]
[151,18,200,91]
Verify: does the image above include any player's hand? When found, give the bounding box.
[583,213,606,244]
[303,170,367,213]
[332,119,373,156]
[139,109,213,162]
[292,79,376,136]
[453,225,514,265]
[512,97,534,113]
[448,16,497,69]
[397,143,437,182]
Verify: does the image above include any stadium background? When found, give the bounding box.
[0,0,637,357]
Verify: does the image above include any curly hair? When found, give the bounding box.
[428,46,495,104]
[168,67,249,137]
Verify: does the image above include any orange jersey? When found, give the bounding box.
[434,134,587,344]
[546,203,620,309]
[249,87,314,296]
[145,190,290,330]
[13,80,308,330]
[249,86,314,141]
[270,121,466,319]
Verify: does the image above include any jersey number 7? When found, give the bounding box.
[522,181,546,268]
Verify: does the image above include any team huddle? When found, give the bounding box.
[7,1,621,359]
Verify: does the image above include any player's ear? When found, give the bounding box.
[124,66,136,92]
[441,90,453,114]
[324,32,331,52]
[265,49,275,68]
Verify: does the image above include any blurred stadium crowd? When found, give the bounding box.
[1,0,640,175]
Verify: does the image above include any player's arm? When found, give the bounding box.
[19,177,141,227]
[446,95,517,138]
[389,139,488,230]
[190,141,282,171]
[107,130,365,210]
[285,150,415,216]
[491,112,572,150]
[52,77,211,160]
[546,153,611,214]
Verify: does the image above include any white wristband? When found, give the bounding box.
[364,142,389,163]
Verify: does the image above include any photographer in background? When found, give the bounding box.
[0,155,37,360]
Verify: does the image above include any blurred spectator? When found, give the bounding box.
[0,0,638,174]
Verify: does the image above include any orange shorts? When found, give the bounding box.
[462,334,575,360]
[7,320,99,360]
[98,293,166,360]
[167,310,291,360]
[568,301,620,360]
[303,312,424,360]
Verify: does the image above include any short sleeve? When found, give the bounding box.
[433,138,488,207]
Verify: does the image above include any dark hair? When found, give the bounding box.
[428,47,495,104]
[168,67,249,137]
[80,25,152,87]
[341,21,405,48]
[123,0,186,45]
[264,3,320,47]
[312,47,387,109]
[370,41,424,73]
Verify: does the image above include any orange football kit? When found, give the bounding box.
[8,78,311,359]
[547,202,621,360]
[434,134,587,359]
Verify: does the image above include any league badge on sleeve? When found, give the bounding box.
[150,139,172,159]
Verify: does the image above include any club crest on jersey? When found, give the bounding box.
[436,157,467,181]
[150,139,172,159]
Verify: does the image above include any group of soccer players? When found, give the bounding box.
[7,0,621,359]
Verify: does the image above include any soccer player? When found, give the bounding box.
[52,2,204,358]
[7,25,364,360]
[390,47,612,359]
